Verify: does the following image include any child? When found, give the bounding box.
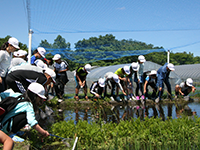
[74,64,91,100]
[53,54,69,99]
[175,78,196,99]
[134,55,146,100]
[143,70,157,100]
[127,62,138,100]
[90,78,105,99]
[104,72,126,101]
[0,83,50,137]
[31,47,46,65]
[0,37,20,92]
[156,63,175,103]
[114,66,130,101]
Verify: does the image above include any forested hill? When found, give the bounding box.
[1,35,200,71]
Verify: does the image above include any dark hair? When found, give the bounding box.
[20,90,38,111]
[47,58,53,65]
[0,42,9,50]
[32,49,38,55]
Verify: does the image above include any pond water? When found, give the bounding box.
[63,101,200,124]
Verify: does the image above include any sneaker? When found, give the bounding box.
[110,96,115,101]
[141,95,145,100]
[183,96,190,101]
[74,96,79,101]
[135,106,140,110]
[132,96,137,100]
[124,96,128,101]
[58,99,63,103]
[155,97,160,103]
[136,96,140,100]
[116,96,122,102]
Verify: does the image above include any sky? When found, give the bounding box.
[1,0,200,56]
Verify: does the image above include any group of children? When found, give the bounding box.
[79,55,196,103]
[0,37,197,149]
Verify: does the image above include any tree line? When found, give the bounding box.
[1,35,200,71]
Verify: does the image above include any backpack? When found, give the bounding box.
[0,95,26,124]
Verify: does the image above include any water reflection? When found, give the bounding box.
[64,102,198,124]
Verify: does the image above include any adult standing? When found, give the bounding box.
[0,37,19,92]
[52,54,69,99]
[156,63,175,103]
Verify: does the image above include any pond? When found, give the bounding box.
[63,101,200,124]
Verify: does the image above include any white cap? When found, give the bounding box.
[8,37,20,49]
[37,47,46,58]
[28,82,46,99]
[52,54,61,60]
[149,70,157,75]
[186,78,193,87]
[138,55,146,62]
[84,64,91,73]
[18,50,27,57]
[113,74,120,83]
[44,68,56,83]
[35,59,48,69]
[131,62,138,71]
[13,51,19,57]
[98,78,105,87]
[167,63,175,71]
[123,65,130,75]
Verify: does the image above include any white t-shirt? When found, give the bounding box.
[9,57,26,70]
[53,61,68,76]
[0,50,12,77]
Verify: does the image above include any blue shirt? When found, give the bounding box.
[31,55,36,65]
[157,63,170,88]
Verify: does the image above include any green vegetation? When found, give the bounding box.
[11,115,200,150]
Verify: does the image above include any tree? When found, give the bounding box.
[52,35,70,49]
[39,39,52,48]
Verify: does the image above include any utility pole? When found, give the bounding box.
[28,29,33,64]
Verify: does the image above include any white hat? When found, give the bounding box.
[28,82,46,99]
[18,50,27,57]
[98,78,105,87]
[167,63,175,71]
[113,74,120,83]
[13,51,19,57]
[44,68,56,83]
[52,54,61,60]
[186,78,193,87]
[35,59,48,69]
[37,47,46,58]
[123,65,130,75]
[138,55,146,62]
[8,37,20,49]
[149,70,157,75]
[84,64,91,73]
[131,62,138,71]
